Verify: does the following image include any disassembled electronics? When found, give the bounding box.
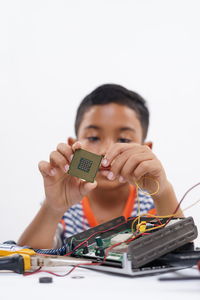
[67,149,103,182]
[1,216,199,277]
[65,216,199,276]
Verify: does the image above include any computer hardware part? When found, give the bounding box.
[67,149,103,182]
[66,216,198,276]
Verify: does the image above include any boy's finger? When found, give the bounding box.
[57,143,73,162]
[99,170,110,177]
[79,180,97,196]
[102,143,140,167]
[107,151,131,180]
[49,151,69,173]
[72,141,82,152]
[120,153,154,180]
[38,161,57,177]
[133,160,160,181]
[69,142,83,162]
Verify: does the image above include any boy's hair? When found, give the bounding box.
[75,84,149,140]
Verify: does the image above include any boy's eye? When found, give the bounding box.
[86,136,99,142]
[117,138,132,143]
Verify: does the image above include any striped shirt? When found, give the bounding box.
[58,185,156,244]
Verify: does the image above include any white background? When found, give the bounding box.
[1,266,200,300]
[0,0,199,244]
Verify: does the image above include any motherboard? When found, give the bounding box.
[65,216,198,276]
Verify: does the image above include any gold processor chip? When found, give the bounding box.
[67,149,103,182]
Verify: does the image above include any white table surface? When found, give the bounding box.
[0,265,200,300]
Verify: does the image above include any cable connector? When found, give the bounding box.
[136,221,147,233]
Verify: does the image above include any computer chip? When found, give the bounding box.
[68,149,103,182]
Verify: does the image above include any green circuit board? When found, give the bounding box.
[66,215,197,274]
[73,229,133,262]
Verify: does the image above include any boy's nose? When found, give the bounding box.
[99,140,114,156]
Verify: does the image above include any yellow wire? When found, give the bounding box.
[133,176,160,228]
[136,184,140,225]
[131,212,177,233]
[134,176,160,196]
[131,180,200,235]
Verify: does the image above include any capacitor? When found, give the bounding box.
[95,236,103,247]
[82,246,89,254]
[95,247,105,257]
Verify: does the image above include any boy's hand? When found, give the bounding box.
[38,142,97,214]
[101,143,168,196]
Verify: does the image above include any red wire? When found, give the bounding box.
[64,219,128,255]
[164,182,200,227]
[197,261,200,272]
[24,261,103,277]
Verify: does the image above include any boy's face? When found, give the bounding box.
[73,103,149,189]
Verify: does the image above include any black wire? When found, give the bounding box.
[33,244,70,255]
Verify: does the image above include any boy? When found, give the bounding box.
[18,84,183,249]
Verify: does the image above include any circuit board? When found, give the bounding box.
[66,216,198,276]
[73,229,132,263]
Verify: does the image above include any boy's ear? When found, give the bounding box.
[143,141,153,149]
[67,137,77,146]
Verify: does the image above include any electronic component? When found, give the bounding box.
[95,236,103,247]
[67,149,103,182]
[136,221,147,232]
[110,233,133,244]
[95,247,105,257]
[127,217,198,268]
[82,246,89,254]
[66,216,198,276]
[39,277,53,283]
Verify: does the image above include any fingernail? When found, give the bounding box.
[50,168,56,176]
[64,164,69,172]
[107,172,115,180]
[119,176,126,183]
[102,158,108,167]
[70,154,73,162]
